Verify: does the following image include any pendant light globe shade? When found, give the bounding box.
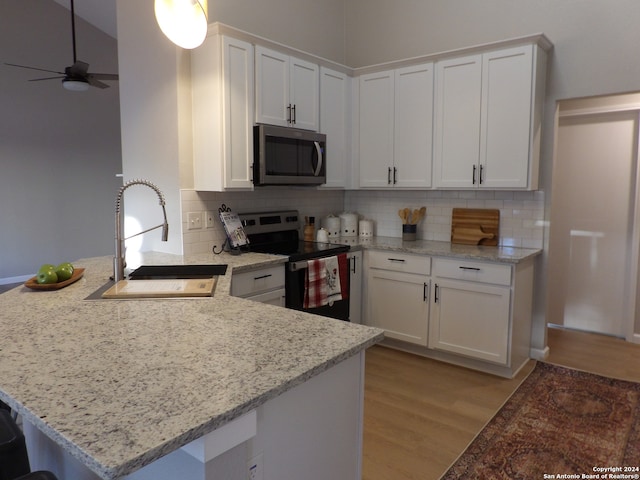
[154,0,208,49]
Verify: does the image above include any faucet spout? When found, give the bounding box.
[113,179,169,282]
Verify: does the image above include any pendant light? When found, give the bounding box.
[154,0,208,49]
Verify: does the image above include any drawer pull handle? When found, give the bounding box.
[388,258,406,263]
[254,274,273,280]
[434,283,439,303]
[423,282,428,302]
[459,266,481,271]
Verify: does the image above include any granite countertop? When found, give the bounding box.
[333,236,542,264]
[0,251,383,480]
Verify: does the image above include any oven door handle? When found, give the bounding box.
[289,260,309,271]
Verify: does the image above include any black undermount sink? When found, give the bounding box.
[127,264,228,279]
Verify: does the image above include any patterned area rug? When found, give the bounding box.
[442,362,640,479]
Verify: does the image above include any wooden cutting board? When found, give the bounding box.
[102,278,217,299]
[451,208,500,246]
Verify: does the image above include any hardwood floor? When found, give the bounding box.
[362,327,640,480]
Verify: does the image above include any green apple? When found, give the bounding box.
[38,264,56,274]
[55,262,74,281]
[36,265,58,284]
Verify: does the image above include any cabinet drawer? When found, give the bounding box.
[368,250,431,275]
[433,257,511,286]
[231,265,285,297]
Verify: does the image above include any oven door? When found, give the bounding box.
[285,258,350,321]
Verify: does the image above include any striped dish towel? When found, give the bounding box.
[303,254,349,309]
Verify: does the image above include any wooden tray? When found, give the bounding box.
[25,268,85,291]
[451,208,500,246]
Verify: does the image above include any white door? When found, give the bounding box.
[480,45,533,188]
[290,56,319,131]
[367,268,429,346]
[394,63,433,188]
[359,70,395,188]
[433,54,482,188]
[255,46,289,127]
[548,106,639,338]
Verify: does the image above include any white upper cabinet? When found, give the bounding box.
[394,63,434,188]
[434,44,546,189]
[358,70,395,188]
[320,66,351,188]
[358,63,433,188]
[192,34,254,191]
[255,46,319,131]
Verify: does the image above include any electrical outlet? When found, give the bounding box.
[187,212,203,230]
[205,210,216,229]
[247,453,263,480]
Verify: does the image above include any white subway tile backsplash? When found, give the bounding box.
[181,188,545,254]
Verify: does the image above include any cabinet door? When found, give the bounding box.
[429,279,510,364]
[433,55,482,188]
[290,57,319,131]
[367,269,429,346]
[320,67,350,188]
[394,63,434,188]
[255,46,289,127]
[245,288,286,307]
[480,45,533,188]
[192,35,254,191]
[347,251,362,324]
[223,36,254,189]
[359,70,395,188]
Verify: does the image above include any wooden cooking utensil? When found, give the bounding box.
[398,209,406,224]
[403,207,410,224]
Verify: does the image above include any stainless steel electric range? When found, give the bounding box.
[239,210,351,321]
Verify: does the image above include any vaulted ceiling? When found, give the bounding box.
[52,0,117,38]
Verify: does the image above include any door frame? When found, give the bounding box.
[550,94,640,344]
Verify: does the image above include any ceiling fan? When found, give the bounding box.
[5,0,118,91]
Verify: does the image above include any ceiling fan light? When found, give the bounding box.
[62,79,90,92]
[154,0,208,50]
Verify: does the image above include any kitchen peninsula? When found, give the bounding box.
[0,252,383,480]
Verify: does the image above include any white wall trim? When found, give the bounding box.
[0,275,32,285]
[530,346,549,360]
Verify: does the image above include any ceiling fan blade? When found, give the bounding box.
[89,73,119,81]
[29,76,65,82]
[5,63,65,75]
[86,76,110,89]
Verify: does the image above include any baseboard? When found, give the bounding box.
[0,274,31,285]
[530,346,549,360]
[633,333,640,344]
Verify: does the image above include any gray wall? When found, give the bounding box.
[211,0,348,64]
[0,0,121,280]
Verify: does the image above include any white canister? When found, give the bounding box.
[322,215,341,238]
[316,228,329,242]
[339,212,358,237]
[359,219,373,238]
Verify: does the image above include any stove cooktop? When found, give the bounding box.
[239,210,350,261]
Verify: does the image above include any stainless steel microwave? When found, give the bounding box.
[253,124,326,186]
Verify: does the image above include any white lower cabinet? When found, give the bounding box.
[430,277,510,364]
[347,251,363,324]
[364,251,535,378]
[231,265,286,307]
[364,250,430,346]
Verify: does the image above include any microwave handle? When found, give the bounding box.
[313,141,323,176]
